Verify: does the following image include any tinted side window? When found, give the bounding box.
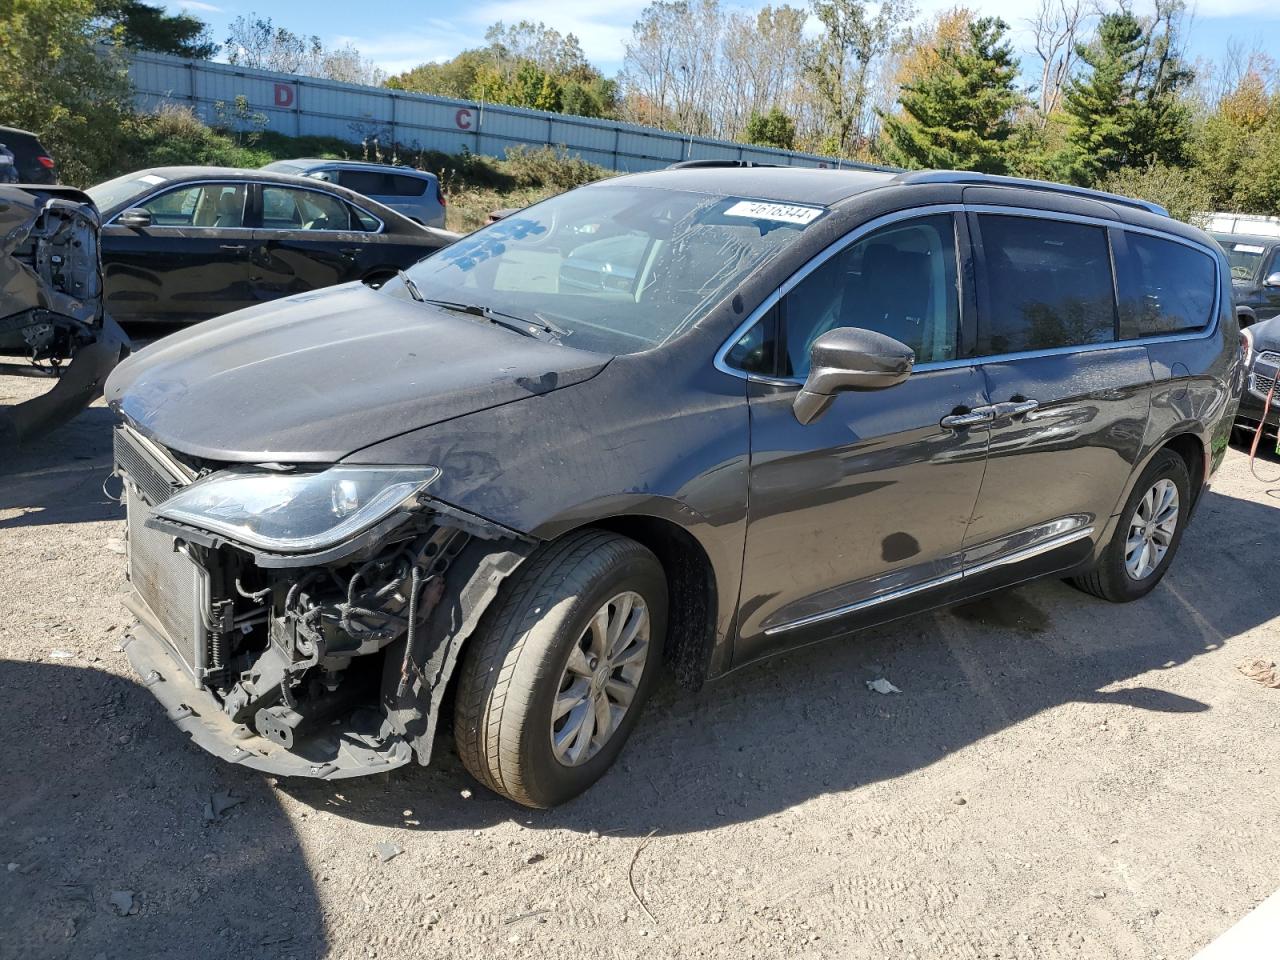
[1116,233,1216,337]
[337,170,388,195]
[781,214,960,377]
[976,215,1116,354]
[724,308,779,375]
[388,174,428,197]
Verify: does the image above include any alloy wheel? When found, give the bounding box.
[550,591,650,767]
[1124,477,1179,580]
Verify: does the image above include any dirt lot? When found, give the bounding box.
[2,371,1278,960]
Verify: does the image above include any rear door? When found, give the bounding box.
[101,180,254,323]
[249,183,387,301]
[960,209,1152,587]
[733,210,992,665]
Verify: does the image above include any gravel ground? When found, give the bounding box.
[2,372,1278,960]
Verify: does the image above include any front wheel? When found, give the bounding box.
[453,530,667,808]
[1068,449,1191,602]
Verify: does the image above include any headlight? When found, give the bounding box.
[154,465,440,553]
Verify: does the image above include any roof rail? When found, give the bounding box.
[667,159,783,170]
[893,170,1170,218]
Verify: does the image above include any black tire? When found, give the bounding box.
[1068,449,1191,602]
[453,530,667,808]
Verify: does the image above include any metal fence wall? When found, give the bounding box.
[124,50,881,174]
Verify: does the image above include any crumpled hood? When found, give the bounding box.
[105,282,610,463]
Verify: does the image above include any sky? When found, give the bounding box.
[169,0,1280,80]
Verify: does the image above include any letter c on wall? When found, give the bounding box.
[274,83,295,108]
[455,108,473,130]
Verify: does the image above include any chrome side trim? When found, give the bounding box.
[715,202,1224,385]
[762,571,964,635]
[762,524,1096,636]
[962,526,1094,578]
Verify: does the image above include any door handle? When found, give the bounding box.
[941,406,995,429]
[992,399,1040,419]
[219,243,247,251]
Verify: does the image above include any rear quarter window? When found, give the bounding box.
[1116,233,1216,337]
[388,174,428,197]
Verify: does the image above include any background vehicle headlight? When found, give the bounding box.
[154,465,441,553]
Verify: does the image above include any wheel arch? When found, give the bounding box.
[585,514,719,691]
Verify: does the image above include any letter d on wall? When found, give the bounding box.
[274,83,295,108]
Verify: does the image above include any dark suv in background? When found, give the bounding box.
[106,167,1240,807]
[0,126,58,184]
[1213,232,1280,327]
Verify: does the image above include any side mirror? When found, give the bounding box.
[793,327,914,425]
[1264,272,1280,288]
[117,207,152,228]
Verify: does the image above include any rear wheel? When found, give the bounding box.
[453,530,666,808]
[1068,449,1190,602]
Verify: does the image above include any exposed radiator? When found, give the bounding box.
[119,435,209,683]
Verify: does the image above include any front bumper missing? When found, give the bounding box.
[121,595,412,779]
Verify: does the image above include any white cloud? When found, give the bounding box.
[174,0,224,11]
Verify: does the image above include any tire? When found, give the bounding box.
[1068,449,1191,602]
[453,530,667,808]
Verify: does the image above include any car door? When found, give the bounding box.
[249,184,382,302]
[101,181,254,323]
[959,209,1152,589]
[732,211,992,666]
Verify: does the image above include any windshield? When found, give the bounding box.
[403,184,823,354]
[87,171,172,212]
[1217,238,1266,281]
[263,161,304,174]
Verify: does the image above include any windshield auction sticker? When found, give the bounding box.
[724,200,825,225]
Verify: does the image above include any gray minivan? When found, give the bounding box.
[106,167,1241,807]
[262,159,446,228]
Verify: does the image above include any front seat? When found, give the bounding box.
[212,191,243,228]
[843,243,931,354]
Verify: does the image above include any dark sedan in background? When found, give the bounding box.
[86,167,456,325]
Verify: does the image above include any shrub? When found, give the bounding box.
[1101,163,1214,226]
[502,144,610,190]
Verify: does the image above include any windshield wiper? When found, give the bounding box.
[419,298,568,343]
[398,270,424,302]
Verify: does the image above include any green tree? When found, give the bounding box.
[95,0,216,58]
[878,16,1022,173]
[1056,8,1192,186]
[805,0,915,156]
[0,0,132,186]
[744,107,797,148]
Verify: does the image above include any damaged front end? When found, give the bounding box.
[0,185,128,446]
[113,424,531,779]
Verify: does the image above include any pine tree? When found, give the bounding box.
[878,17,1022,174]
[1057,10,1193,186]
